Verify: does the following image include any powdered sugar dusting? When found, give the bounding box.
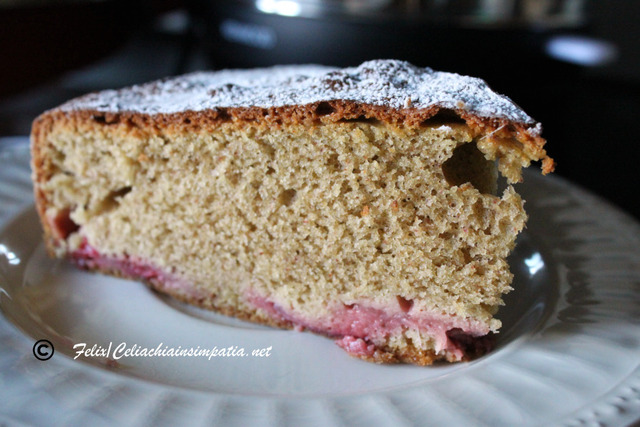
[59,59,535,124]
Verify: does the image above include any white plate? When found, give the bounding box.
[1,137,640,426]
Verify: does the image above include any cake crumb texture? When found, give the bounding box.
[36,120,523,326]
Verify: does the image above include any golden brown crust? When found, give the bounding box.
[31,113,59,256]
[32,98,554,173]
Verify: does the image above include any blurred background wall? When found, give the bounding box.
[1,0,638,218]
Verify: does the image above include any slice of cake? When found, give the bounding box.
[31,60,553,365]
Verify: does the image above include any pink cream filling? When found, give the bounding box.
[71,240,209,301]
[70,240,492,361]
[246,291,492,361]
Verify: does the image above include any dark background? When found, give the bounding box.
[1,0,639,220]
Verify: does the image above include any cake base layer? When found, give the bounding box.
[72,241,495,365]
